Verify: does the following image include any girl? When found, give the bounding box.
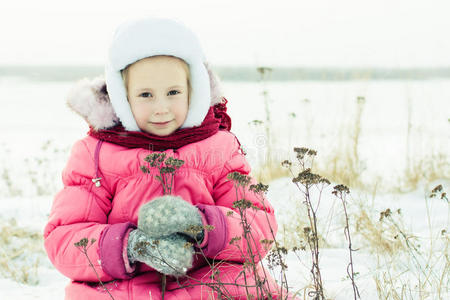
[44,16,284,299]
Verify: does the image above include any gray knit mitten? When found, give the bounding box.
[138,195,204,243]
[127,229,194,276]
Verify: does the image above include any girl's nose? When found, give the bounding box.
[153,98,170,115]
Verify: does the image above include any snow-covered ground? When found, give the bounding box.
[0,76,448,299]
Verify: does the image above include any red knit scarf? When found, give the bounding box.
[88,97,232,151]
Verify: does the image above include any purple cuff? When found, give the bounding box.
[195,204,228,257]
[99,222,137,279]
[122,228,136,273]
[197,210,209,248]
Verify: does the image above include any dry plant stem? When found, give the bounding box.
[333,187,360,299]
[252,190,289,299]
[343,203,360,300]
[289,168,324,299]
[152,243,234,299]
[438,237,449,299]
[141,153,186,297]
[75,240,115,300]
[230,175,285,299]
[284,148,326,299]
[378,189,448,300]
[187,244,234,298]
[351,97,364,174]
[386,215,437,285]
[306,188,324,299]
[233,183,252,297]
[160,273,166,299]
[167,245,263,300]
[423,194,445,296]
[232,181,268,298]
[257,67,273,152]
[160,233,237,299]
[295,181,322,295]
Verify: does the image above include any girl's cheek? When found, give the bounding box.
[132,100,150,110]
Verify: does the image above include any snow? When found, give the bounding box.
[0,77,448,299]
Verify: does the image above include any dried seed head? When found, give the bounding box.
[160,166,176,174]
[333,184,350,195]
[379,208,392,221]
[158,153,167,163]
[293,147,318,161]
[204,225,215,232]
[165,157,185,168]
[430,184,448,202]
[232,198,257,210]
[281,160,292,168]
[229,236,242,245]
[292,168,322,185]
[319,178,331,185]
[307,149,317,156]
[293,147,308,155]
[144,153,164,167]
[185,225,204,236]
[249,120,264,126]
[249,182,269,194]
[432,185,443,193]
[140,165,150,174]
[74,238,89,248]
[227,171,251,187]
[260,239,274,251]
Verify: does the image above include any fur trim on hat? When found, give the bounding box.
[67,62,224,130]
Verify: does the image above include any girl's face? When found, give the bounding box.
[126,56,189,136]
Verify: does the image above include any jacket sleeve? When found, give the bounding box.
[200,135,278,263]
[43,138,136,282]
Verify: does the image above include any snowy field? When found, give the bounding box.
[0,76,448,299]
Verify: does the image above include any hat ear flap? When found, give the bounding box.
[105,63,141,131]
[204,62,225,106]
[179,58,210,129]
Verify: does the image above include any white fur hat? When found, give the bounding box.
[105,16,211,131]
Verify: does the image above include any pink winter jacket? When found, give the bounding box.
[44,129,282,299]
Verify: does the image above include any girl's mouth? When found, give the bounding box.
[150,120,172,127]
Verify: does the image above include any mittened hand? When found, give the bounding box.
[127,229,194,276]
[127,196,205,276]
[138,195,204,243]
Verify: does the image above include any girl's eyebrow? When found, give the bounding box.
[135,85,184,92]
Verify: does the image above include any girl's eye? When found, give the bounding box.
[140,92,151,98]
[168,90,180,96]
[139,90,180,98]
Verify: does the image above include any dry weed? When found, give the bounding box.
[0,218,44,285]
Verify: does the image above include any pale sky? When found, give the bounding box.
[1,0,449,68]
